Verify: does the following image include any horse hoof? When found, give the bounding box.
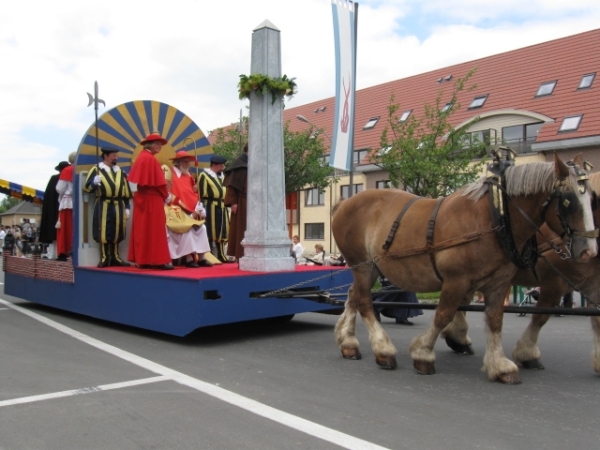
[413,360,435,375]
[445,337,475,355]
[376,355,397,370]
[341,348,362,360]
[521,359,545,370]
[496,372,522,385]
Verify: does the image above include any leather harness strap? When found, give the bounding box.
[382,197,421,251]
[381,196,446,282]
[426,197,446,282]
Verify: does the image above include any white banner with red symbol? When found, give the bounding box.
[330,0,357,171]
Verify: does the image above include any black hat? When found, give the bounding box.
[210,155,227,165]
[100,147,119,154]
[54,161,70,171]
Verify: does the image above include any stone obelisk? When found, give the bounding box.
[239,20,295,272]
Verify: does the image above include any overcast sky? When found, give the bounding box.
[2,0,599,192]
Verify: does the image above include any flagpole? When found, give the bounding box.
[348,1,358,198]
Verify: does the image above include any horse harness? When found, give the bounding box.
[379,148,599,282]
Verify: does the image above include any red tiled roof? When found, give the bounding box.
[285,28,600,152]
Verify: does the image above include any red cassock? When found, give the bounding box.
[127,150,171,265]
[56,165,74,256]
[170,169,197,214]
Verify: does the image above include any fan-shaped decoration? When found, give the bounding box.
[75,100,212,175]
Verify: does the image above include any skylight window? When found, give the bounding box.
[363,117,379,130]
[398,110,412,122]
[441,102,452,113]
[535,81,557,97]
[578,73,595,89]
[559,115,582,132]
[468,95,488,109]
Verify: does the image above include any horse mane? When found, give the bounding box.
[462,162,561,201]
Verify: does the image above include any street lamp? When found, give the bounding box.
[296,115,333,143]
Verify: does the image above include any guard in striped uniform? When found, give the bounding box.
[197,155,230,262]
[83,148,133,268]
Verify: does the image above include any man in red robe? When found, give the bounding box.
[127,132,173,270]
[55,154,75,261]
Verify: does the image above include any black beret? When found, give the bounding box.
[210,155,227,164]
[100,147,119,154]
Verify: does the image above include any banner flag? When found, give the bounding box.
[330,0,357,171]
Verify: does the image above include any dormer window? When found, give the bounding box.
[468,95,488,109]
[398,110,412,122]
[559,115,582,132]
[535,81,557,97]
[363,117,379,130]
[578,73,595,89]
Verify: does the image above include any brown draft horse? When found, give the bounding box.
[332,154,597,384]
[441,170,600,374]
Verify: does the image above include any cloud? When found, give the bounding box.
[1,0,599,191]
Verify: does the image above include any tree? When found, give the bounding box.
[373,69,487,198]
[0,195,20,214]
[210,120,335,193]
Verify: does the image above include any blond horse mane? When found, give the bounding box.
[461,162,575,201]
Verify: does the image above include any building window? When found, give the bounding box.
[502,122,543,153]
[578,73,595,89]
[305,223,325,240]
[398,110,412,122]
[353,149,369,165]
[376,180,392,189]
[464,129,493,158]
[535,81,557,97]
[340,183,363,199]
[468,95,488,109]
[559,115,583,132]
[305,188,325,206]
[363,117,379,130]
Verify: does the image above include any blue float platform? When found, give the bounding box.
[3,260,350,336]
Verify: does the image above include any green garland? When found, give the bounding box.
[238,74,297,105]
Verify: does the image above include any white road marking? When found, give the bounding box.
[0,376,170,408]
[0,298,389,450]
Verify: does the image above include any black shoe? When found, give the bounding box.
[198,259,213,267]
[185,261,200,268]
[97,260,110,268]
[136,264,151,269]
[56,255,68,261]
[155,264,174,270]
[111,259,131,267]
[395,318,414,325]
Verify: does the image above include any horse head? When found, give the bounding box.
[544,153,598,261]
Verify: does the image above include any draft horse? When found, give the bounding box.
[441,167,600,374]
[511,171,600,373]
[332,153,597,384]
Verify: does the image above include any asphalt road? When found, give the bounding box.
[1,269,599,450]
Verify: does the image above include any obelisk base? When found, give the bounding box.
[239,234,295,272]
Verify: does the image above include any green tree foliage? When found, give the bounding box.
[210,120,335,194]
[374,69,487,198]
[0,195,20,213]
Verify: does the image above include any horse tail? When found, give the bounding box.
[331,198,345,216]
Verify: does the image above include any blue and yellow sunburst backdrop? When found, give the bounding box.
[75,100,212,175]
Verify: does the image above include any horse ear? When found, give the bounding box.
[572,153,585,169]
[554,153,569,181]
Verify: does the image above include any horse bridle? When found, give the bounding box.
[540,162,600,243]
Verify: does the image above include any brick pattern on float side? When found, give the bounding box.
[3,255,74,284]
